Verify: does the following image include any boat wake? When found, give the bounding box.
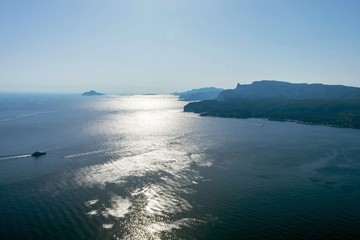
[0,154,31,161]
[64,149,114,158]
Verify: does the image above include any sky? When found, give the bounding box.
[0,0,359,93]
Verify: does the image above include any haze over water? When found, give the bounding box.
[1,94,360,239]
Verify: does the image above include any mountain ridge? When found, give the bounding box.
[217,80,360,102]
[184,80,360,129]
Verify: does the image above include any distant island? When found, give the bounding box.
[173,87,224,101]
[184,81,360,129]
[82,90,105,96]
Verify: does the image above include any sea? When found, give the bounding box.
[0,94,360,240]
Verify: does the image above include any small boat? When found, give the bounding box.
[31,150,46,157]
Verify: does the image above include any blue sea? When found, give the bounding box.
[0,94,360,239]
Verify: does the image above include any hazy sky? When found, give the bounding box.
[1,0,359,93]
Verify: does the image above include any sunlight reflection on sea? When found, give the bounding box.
[71,95,213,238]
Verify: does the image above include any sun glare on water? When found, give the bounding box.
[67,95,212,239]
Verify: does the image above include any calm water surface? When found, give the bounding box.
[0,94,360,239]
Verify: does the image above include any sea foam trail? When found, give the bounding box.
[64,149,115,158]
[0,154,31,161]
[0,111,56,122]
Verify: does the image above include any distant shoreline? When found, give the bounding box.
[198,113,359,130]
[185,99,360,129]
